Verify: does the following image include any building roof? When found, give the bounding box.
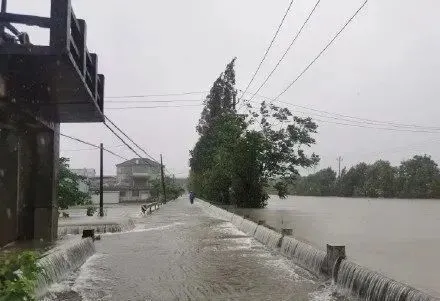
[116,158,161,168]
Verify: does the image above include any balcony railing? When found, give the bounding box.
[0,0,105,122]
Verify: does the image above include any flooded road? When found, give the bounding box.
[234,196,440,297]
[46,199,343,300]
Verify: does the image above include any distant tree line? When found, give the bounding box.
[290,155,440,199]
[149,176,185,202]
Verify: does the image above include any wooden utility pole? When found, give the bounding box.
[99,143,104,217]
[337,156,343,178]
[160,154,167,203]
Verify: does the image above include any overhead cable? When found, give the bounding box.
[239,0,295,101]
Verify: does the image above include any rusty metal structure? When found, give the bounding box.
[0,0,105,247]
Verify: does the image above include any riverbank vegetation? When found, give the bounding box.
[0,250,40,301]
[290,155,440,198]
[189,59,319,208]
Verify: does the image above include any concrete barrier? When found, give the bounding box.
[254,226,282,249]
[231,215,244,227]
[35,238,95,297]
[238,219,259,236]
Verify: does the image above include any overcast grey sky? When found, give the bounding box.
[9,0,440,176]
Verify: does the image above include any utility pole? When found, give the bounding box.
[99,143,104,217]
[160,154,167,203]
[337,156,343,178]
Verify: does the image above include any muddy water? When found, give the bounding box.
[234,196,440,297]
[43,200,345,301]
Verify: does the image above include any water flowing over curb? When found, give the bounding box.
[280,236,326,276]
[336,259,439,301]
[35,238,96,298]
[58,218,136,237]
[198,200,440,301]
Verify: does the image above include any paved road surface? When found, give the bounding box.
[46,199,341,301]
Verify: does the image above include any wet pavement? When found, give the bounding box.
[45,198,342,301]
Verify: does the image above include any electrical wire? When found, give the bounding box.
[106,104,202,110]
[104,115,160,164]
[106,91,208,99]
[248,91,440,131]
[239,0,295,101]
[274,0,369,101]
[247,0,322,103]
[106,99,202,103]
[60,133,128,160]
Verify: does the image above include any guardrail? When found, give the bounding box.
[141,202,161,214]
[0,0,105,122]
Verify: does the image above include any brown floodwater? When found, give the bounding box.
[232,196,440,297]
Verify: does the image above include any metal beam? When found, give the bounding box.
[0,12,51,28]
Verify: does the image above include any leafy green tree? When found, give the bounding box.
[396,155,440,198]
[190,59,319,208]
[293,167,336,196]
[58,157,92,209]
[189,58,242,204]
[364,160,396,197]
[339,163,369,197]
[150,177,185,202]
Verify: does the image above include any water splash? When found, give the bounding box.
[280,236,326,276]
[335,259,439,301]
[58,219,135,237]
[231,215,244,227]
[35,238,96,298]
[238,219,258,236]
[254,226,282,249]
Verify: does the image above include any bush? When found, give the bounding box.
[86,206,97,216]
[0,251,40,301]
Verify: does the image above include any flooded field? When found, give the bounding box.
[234,196,440,297]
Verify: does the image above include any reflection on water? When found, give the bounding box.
[232,196,440,297]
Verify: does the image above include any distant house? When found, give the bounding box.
[71,168,96,178]
[116,158,161,202]
[89,176,119,205]
[71,169,119,204]
[71,168,95,194]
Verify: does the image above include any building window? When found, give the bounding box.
[132,190,139,197]
[119,191,126,197]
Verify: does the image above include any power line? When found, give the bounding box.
[104,115,160,164]
[248,0,322,102]
[239,0,295,101]
[106,99,202,103]
[106,104,202,110]
[310,117,440,134]
[60,133,128,160]
[62,144,125,152]
[106,91,208,99]
[275,0,369,101]
[101,121,156,166]
[248,92,440,131]
[62,147,96,152]
[102,116,173,175]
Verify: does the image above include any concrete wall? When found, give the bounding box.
[0,126,59,247]
[0,129,19,246]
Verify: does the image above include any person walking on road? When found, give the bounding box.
[189,191,195,204]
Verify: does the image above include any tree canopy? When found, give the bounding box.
[149,176,185,202]
[189,58,319,208]
[58,157,92,209]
